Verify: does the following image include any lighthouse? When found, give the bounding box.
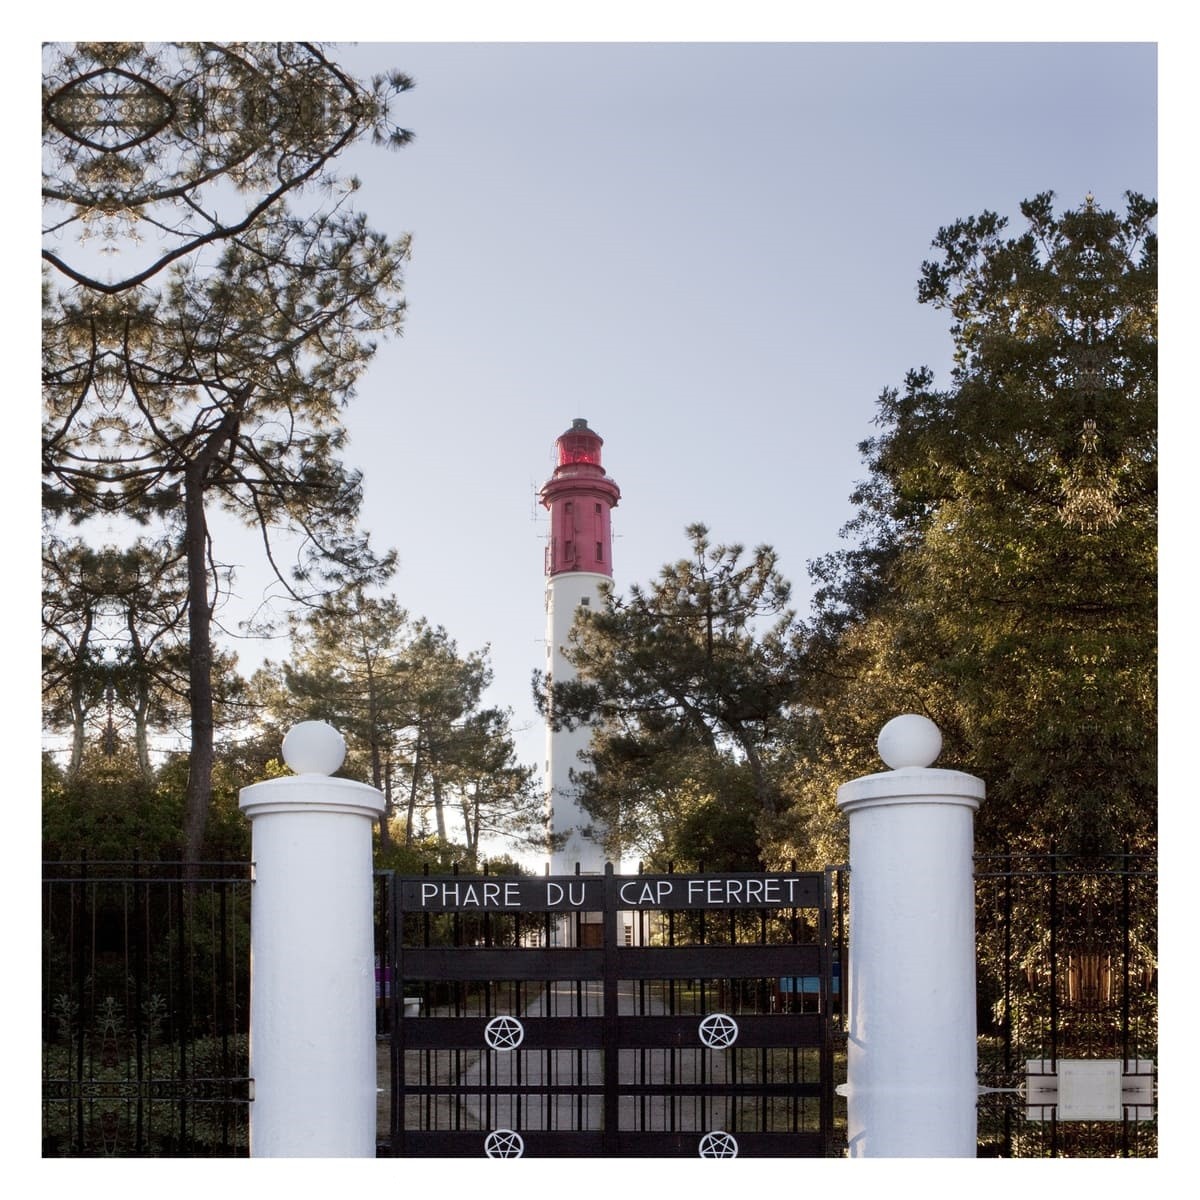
[540,418,621,876]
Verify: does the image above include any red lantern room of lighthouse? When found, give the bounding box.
[539,418,620,879]
[540,418,620,579]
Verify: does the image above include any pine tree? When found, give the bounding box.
[257,592,542,862]
[537,523,803,866]
[797,193,1156,857]
[42,42,414,858]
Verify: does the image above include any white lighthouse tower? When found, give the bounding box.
[540,418,621,877]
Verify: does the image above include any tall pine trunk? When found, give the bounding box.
[381,760,393,855]
[365,651,392,855]
[432,772,447,844]
[182,464,215,866]
[180,402,243,865]
[405,735,422,846]
[67,608,94,778]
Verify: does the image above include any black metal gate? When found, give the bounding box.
[376,864,845,1157]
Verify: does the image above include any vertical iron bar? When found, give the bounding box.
[219,874,231,1152]
[176,857,189,1149]
[697,869,707,1137]
[668,896,677,1136]
[121,872,132,1153]
[515,1002,523,1133]
[575,955,584,1131]
[74,855,87,1153]
[1122,843,1132,1069]
[792,1043,799,1134]
[1049,846,1058,1070]
[147,870,159,1150]
[818,867,834,1148]
[387,873,402,1151]
[1049,845,1059,1158]
[1003,852,1013,1075]
[602,863,618,1154]
[639,969,647,1131]
[43,871,53,1153]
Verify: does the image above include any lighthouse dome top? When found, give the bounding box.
[557,417,604,467]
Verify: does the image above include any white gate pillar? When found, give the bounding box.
[836,714,985,1157]
[239,721,384,1157]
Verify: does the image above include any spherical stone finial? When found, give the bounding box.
[877,714,942,770]
[282,721,347,776]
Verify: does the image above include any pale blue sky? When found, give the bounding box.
[209,41,1156,789]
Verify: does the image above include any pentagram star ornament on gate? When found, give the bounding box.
[484,1128,524,1157]
[699,1130,739,1157]
[484,1014,525,1050]
[697,1012,739,1048]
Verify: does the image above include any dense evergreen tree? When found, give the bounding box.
[42,540,110,777]
[256,588,541,863]
[261,586,412,852]
[445,707,541,863]
[537,523,803,867]
[41,537,227,779]
[792,192,1156,860]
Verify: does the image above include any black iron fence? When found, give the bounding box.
[974,849,1157,1157]
[41,859,252,1157]
[40,851,1155,1158]
[374,864,847,1157]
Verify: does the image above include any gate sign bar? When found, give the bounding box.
[621,874,819,909]
[400,872,820,912]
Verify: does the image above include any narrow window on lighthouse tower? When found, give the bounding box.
[596,542,603,561]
